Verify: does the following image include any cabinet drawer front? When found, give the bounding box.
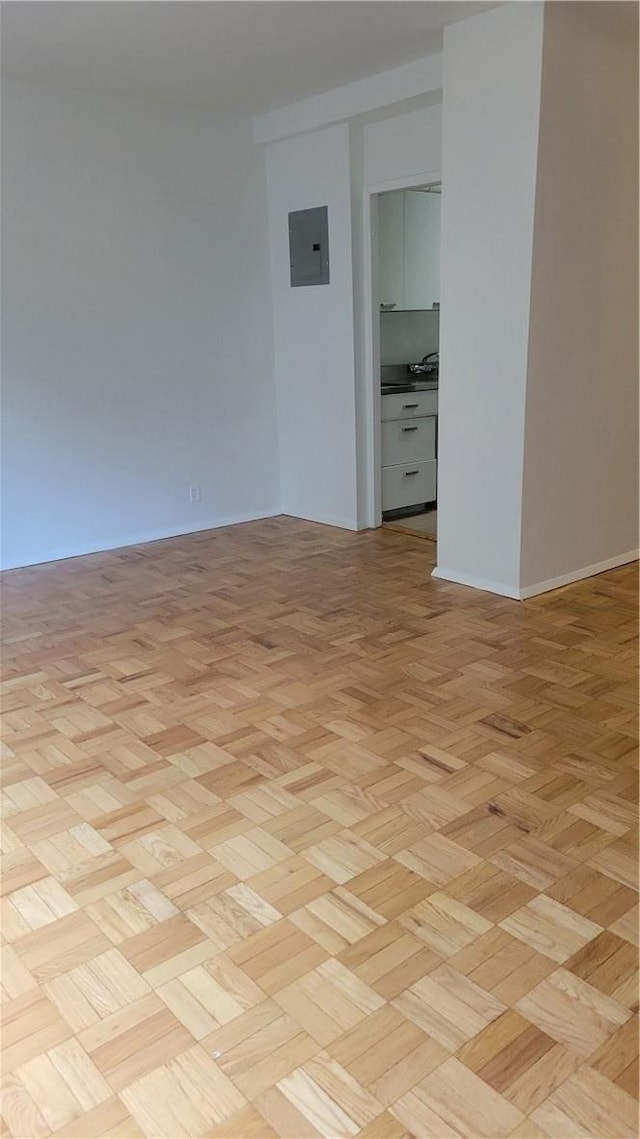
[381,390,438,420]
[382,459,437,511]
[382,416,436,466]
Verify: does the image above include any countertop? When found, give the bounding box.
[381,379,439,395]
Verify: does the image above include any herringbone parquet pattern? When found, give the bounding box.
[1,517,637,1138]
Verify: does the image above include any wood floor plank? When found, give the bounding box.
[392,1056,525,1137]
[515,967,631,1058]
[1,518,637,1138]
[530,1064,638,1137]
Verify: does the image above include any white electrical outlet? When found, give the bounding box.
[189,484,201,504]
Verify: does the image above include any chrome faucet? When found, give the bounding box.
[408,352,438,375]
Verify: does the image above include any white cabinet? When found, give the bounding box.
[382,416,436,466]
[403,191,441,311]
[382,460,437,511]
[378,192,404,310]
[381,389,438,421]
[378,189,441,311]
[381,392,438,512]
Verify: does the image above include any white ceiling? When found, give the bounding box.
[1,1,499,115]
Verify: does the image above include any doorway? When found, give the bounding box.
[363,178,442,543]
[383,504,438,542]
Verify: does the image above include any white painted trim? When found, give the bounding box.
[367,172,442,195]
[362,189,381,530]
[519,550,640,599]
[362,168,442,531]
[431,565,522,599]
[281,511,362,532]
[0,510,281,572]
[433,549,640,600]
[254,54,442,144]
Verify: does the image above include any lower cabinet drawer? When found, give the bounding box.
[382,459,437,511]
[382,390,438,421]
[381,415,436,466]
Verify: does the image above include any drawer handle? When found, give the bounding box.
[403,402,419,409]
[403,469,420,477]
[402,425,418,433]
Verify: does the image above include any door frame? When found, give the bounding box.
[360,169,442,530]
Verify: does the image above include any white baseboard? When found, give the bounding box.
[281,511,361,532]
[519,549,640,599]
[433,549,639,601]
[0,509,281,571]
[431,565,522,599]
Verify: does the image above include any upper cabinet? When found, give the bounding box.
[378,192,405,311]
[378,188,441,311]
[403,190,441,311]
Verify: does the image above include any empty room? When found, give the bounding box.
[1,3,638,1138]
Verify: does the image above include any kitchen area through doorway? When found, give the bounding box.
[377,182,440,542]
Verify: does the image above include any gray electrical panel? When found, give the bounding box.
[288,206,330,287]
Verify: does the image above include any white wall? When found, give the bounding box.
[362,102,442,189]
[259,3,637,599]
[254,54,442,145]
[257,57,444,531]
[1,81,279,569]
[265,123,358,530]
[519,1,639,592]
[434,3,545,597]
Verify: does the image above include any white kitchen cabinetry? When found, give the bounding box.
[381,391,438,512]
[403,191,441,311]
[378,192,404,310]
[382,415,436,466]
[382,460,437,511]
[378,189,441,311]
[381,389,438,421]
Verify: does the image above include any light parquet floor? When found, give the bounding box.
[1,516,638,1139]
